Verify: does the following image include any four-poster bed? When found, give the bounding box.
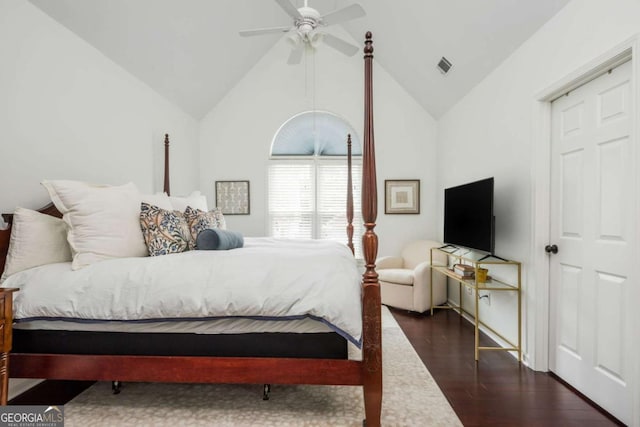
[0,33,382,425]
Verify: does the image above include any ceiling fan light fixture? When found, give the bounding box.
[308,31,324,48]
[286,30,303,48]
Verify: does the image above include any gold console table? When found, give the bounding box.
[430,246,521,362]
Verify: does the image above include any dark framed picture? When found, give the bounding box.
[385,180,420,214]
[215,181,250,215]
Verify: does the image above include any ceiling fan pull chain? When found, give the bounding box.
[305,47,309,98]
[312,48,316,112]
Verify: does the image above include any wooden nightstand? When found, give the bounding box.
[0,288,18,405]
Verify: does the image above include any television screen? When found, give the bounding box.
[443,177,494,253]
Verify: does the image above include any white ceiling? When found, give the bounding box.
[29,0,570,119]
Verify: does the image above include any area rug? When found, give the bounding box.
[64,307,462,426]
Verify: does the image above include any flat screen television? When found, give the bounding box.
[443,177,494,254]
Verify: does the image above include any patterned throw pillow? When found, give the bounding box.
[183,206,226,245]
[139,203,192,256]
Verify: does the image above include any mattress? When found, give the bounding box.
[12,312,348,358]
[12,317,333,334]
[12,329,348,359]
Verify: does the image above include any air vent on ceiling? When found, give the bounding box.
[437,57,453,75]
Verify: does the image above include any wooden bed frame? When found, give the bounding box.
[0,33,382,425]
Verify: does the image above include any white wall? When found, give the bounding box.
[437,0,640,369]
[199,28,438,256]
[0,0,199,400]
[0,0,199,214]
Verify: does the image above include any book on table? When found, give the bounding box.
[453,263,475,278]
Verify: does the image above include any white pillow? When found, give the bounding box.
[41,180,148,270]
[169,191,208,212]
[0,207,72,282]
[142,192,173,210]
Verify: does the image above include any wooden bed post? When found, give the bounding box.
[361,32,382,427]
[346,134,355,255]
[163,134,171,196]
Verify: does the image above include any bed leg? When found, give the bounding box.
[363,372,382,427]
[362,280,382,426]
[111,381,121,394]
[262,384,271,400]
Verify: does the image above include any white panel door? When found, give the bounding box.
[549,60,634,425]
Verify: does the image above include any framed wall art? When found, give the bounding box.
[215,180,250,215]
[385,179,420,214]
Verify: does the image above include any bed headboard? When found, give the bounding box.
[0,135,173,277]
[0,228,11,278]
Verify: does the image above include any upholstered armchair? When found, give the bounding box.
[377,240,448,313]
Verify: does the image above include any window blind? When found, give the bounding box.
[317,162,363,258]
[268,163,314,240]
[268,160,362,258]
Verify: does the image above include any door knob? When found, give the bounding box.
[545,244,558,254]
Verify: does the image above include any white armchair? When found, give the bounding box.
[377,240,447,313]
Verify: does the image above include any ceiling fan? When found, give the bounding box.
[239,0,366,64]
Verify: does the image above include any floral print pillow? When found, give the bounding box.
[139,202,192,256]
[183,206,226,244]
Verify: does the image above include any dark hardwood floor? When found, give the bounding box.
[390,307,624,427]
[8,380,94,406]
[8,309,624,426]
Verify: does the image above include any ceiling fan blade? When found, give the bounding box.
[275,0,302,19]
[322,33,359,57]
[287,46,304,65]
[321,3,366,26]
[239,26,291,37]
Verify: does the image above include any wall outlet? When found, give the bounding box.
[466,286,473,296]
[479,291,491,306]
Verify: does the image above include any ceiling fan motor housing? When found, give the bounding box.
[296,6,321,38]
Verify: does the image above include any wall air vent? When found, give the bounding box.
[437,56,453,74]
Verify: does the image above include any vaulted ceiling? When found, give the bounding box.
[29,0,570,119]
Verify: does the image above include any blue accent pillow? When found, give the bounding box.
[196,229,244,250]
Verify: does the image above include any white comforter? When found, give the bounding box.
[3,237,363,346]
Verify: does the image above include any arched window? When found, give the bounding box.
[271,111,363,156]
[268,111,363,257]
